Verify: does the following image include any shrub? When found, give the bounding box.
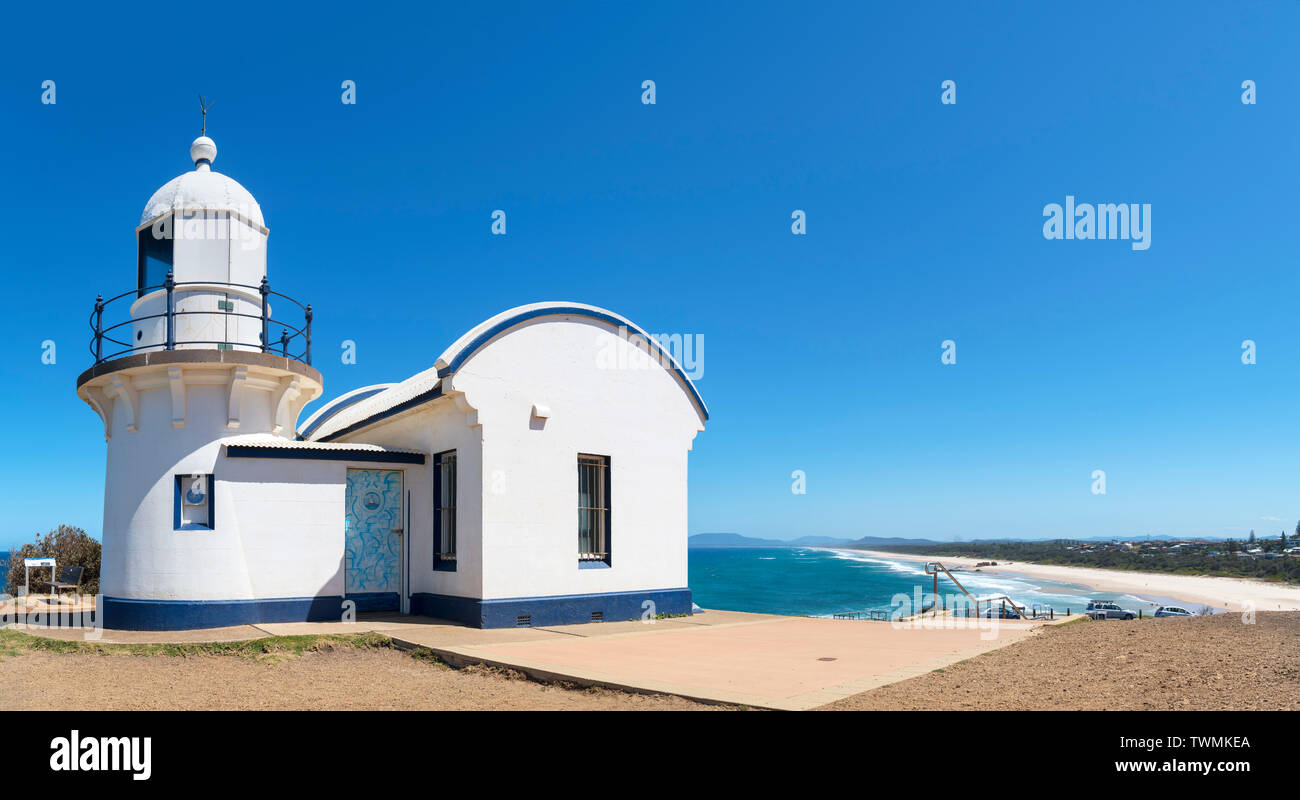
[4,525,101,596]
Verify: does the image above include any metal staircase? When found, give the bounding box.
[924,561,1037,619]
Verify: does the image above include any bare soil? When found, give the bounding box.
[821,611,1300,710]
[0,640,723,711]
[6,612,1297,711]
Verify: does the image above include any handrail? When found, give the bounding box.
[832,610,890,621]
[976,594,1032,619]
[88,273,312,366]
[924,561,1034,619]
[924,561,975,614]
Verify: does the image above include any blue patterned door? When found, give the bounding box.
[345,469,404,595]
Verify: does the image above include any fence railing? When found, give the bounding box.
[832,610,890,621]
[89,272,312,366]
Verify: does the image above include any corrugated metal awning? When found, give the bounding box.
[222,434,426,464]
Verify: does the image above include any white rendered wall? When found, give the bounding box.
[130,211,270,352]
[97,368,338,602]
[467,318,700,600]
[168,211,267,288]
[343,316,703,603]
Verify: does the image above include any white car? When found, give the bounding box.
[1085,600,1137,620]
[1154,605,1193,618]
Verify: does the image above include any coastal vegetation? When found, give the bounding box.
[0,627,399,663]
[3,525,101,596]
[867,535,1300,584]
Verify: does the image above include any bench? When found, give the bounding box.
[48,565,84,599]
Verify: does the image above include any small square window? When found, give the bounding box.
[175,474,214,530]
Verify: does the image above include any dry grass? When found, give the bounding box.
[0,628,728,711]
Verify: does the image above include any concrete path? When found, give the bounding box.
[11,609,1071,709]
[383,610,1066,710]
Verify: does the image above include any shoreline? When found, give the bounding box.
[849,549,1300,612]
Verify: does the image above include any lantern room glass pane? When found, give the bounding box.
[138,219,174,292]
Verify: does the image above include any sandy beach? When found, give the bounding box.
[854,549,1300,612]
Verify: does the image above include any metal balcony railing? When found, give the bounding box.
[89,272,313,366]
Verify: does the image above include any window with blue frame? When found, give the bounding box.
[175,474,214,531]
[434,451,457,570]
[138,216,174,295]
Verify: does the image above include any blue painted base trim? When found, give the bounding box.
[103,595,353,631]
[105,589,692,631]
[409,592,482,627]
[410,588,692,628]
[344,591,399,612]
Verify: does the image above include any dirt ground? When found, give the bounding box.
[821,611,1300,710]
[0,640,724,711]
[5,612,1298,711]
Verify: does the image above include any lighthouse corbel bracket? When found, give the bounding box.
[75,350,323,441]
[77,348,322,392]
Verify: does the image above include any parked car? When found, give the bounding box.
[1153,605,1193,618]
[1085,600,1137,620]
[979,604,1022,619]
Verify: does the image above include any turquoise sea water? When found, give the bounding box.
[0,547,1178,613]
[688,547,1180,617]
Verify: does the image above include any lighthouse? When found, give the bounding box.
[75,127,706,632]
[77,133,325,629]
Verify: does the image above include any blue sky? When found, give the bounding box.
[1,2,1298,545]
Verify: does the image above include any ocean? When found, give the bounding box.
[688,547,1177,617]
[0,547,1174,613]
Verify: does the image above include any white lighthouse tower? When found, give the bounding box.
[76,133,324,629]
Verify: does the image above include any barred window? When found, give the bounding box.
[434,451,456,569]
[578,454,610,562]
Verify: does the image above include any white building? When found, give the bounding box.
[76,135,708,630]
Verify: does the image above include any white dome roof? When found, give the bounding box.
[140,137,265,228]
